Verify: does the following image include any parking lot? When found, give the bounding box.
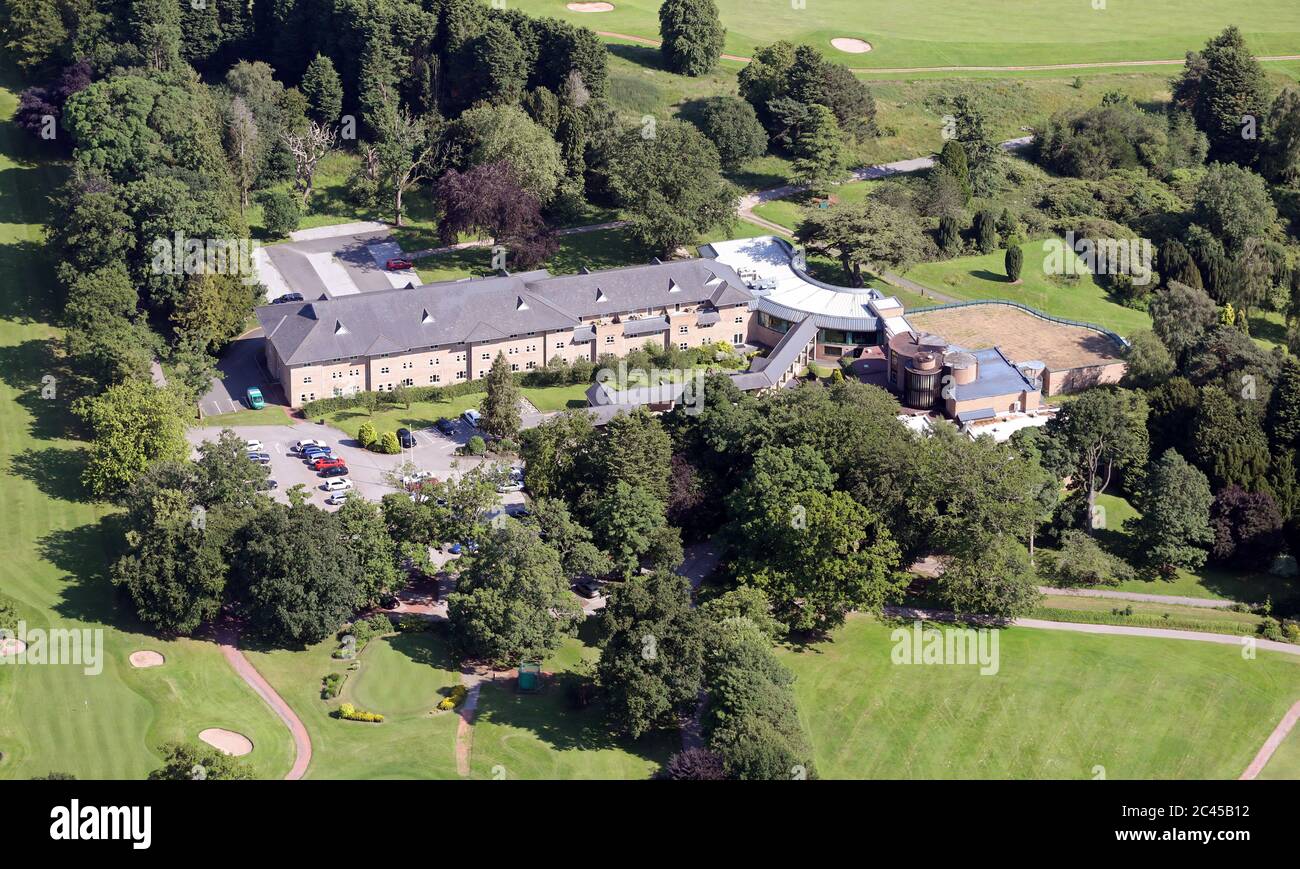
[186,416,525,515]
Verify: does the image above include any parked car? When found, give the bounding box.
[496,478,524,493]
[319,465,349,478]
[385,258,414,270]
[245,387,265,409]
[573,578,603,599]
[324,491,350,505]
[322,478,354,492]
[260,478,278,491]
[247,452,272,465]
[311,456,347,471]
[301,448,332,462]
[294,439,328,453]
[271,292,304,304]
[461,409,481,428]
[244,439,264,452]
[397,427,416,448]
[434,418,456,436]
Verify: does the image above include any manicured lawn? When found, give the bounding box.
[752,180,881,230]
[509,0,1300,70]
[780,615,1300,779]
[466,629,675,780]
[317,383,590,437]
[246,630,462,779]
[199,405,292,427]
[904,240,1153,337]
[1259,716,1300,779]
[0,66,292,780]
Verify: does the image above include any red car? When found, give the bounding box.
[385,258,414,270]
[310,456,347,472]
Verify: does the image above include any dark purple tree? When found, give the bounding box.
[660,748,727,780]
[16,60,92,140]
[436,161,557,270]
[1209,485,1284,570]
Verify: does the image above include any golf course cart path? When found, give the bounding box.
[1037,586,1235,608]
[593,31,1300,73]
[216,630,312,780]
[1239,700,1300,780]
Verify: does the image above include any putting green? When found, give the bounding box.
[509,0,1300,70]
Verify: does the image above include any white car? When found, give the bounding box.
[461,409,481,428]
[322,478,354,492]
[325,492,350,505]
[244,439,264,452]
[294,439,328,453]
[400,470,435,486]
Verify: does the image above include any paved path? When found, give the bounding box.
[1239,701,1300,780]
[216,629,312,780]
[1038,586,1235,609]
[595,31,1300,74]
[454,669,486,777]
[885,605,1300,657]
[676,539,723,752]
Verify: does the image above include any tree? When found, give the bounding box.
[661,748,726,780]
[519,409,598,500]
[1149,281,1219,362]
[76,382,190,499]
[937,215,962,254]
[699,587,784,639]
[950,95,999,195]
[447,521,581,666]
[1158,238,1203,289]
[658,0,725,77]
[377,431,401,454]
[789,104,844,195]
[1261,85,1300,185]
[468,20,528,106]
[193,430,269,510]
[130,0,183,71]
[1266,357,1300,453]
[369,84,438,226]
[230,504,360,645]
[1172,26,1268,165]
[1004,244,1023,282]
[973,208,998,254]
[796,199,929,286]
[481,352,521,439]
[112,511,230,635]
[591,482,670,578]
[1191,385,1270,492]
[607,120,739,255]
[223,96,259,213]
[692,96,767,170]
[1122,330,1175,389]
[148,742,253,780]
[1043,387,1149,530]
[436,162,557,268]
[937,139,972,203]
[521,498,611,578]
[1038,529,1135,587]
[282,120,337,205]
[357,421,378,450]
[258,190,300,237]
[1191,162,1278,256]
[451,103,564,204]
[334,496,401,607]
[1128,449,1215,575]
[597,570,706,738]
[1209,486,1284,570]
[937,536,1040,619]
[301,54,343,123]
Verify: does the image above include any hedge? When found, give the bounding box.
[338,702,384,723]
[437,684,469,711]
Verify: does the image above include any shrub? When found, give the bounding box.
[357,422,378,449]
[321,672,343,699]
[437,684,469,711]
[259,190,301,238]
[1005,245,1023,281]
[378,431,401,454]
[465,435,487,455]
[1038,529,1136,587]
[338,702,384,723]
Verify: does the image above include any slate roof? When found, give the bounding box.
[258,259,752,366]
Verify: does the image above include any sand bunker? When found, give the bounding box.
[199,728,253,757]
[0,638,26,656]
[129,650,165,668]
[831,37,873,54]
[567,2,614,11]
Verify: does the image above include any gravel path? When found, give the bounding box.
[1038,586,1235,609]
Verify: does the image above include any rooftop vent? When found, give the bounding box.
[516,296,529,311]
[334,320,348,335]
[595,288,608,303]
[668,279,682,293]
[421,308,434,325]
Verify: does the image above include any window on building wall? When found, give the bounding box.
[733,333,744,344]
[431,374,440,384]
[306,393,316,402]
[526,360,536,369]
[605,335,615,345]
[679,342,689,351]
[302,376,312,384]
[402,378,414,386]
[555,341,565,350]
[333,387,342,397]
[380,366,390,375]
[734,316,744,324]
[456,371,466,380]
[481,352,490,360]
[678,325,688,334]
[510,363,519,372]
